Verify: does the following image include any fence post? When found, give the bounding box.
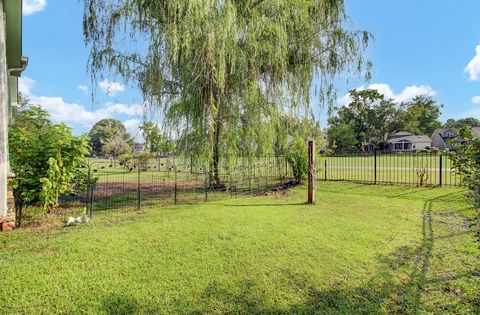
[137,162,141,210]
[374,151,377,184]
[308,140,315,204]
[439,154,443,187]
[174,161,177,205]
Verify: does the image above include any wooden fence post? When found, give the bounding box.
[308,140,315,204]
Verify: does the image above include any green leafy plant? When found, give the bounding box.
[9,106,90,211]
[286,138,308,183]
[449,128,480,208]
[134,151,153,171]
[118,153,133,168]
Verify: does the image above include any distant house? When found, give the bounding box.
[133,143,145,153]
[431,127,480,149]
[363,131,431,152]
[386,131,432,152]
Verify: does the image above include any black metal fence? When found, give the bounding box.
[16,151,463,226]
[62,156,294,216]
[317,151,463,187]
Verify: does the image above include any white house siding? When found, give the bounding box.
[413,140,432,150]
[0,2,9,217]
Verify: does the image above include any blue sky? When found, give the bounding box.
[20,0,480,139]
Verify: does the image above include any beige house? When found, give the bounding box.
[386,131,432,152]
[1,0,27,229]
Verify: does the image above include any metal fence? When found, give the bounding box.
[15,152,463,226]
[61,156,294,216]
[317,151,463,187]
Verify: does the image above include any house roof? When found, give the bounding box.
[390,131,414,138]
[433,127,480,138]
[472,127,480,135]
[432,128,451,135]
[387,134,431,143]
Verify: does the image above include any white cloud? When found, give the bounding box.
[337,83,436,106]
[98,80,125,97]
[23,0,47,16]
[100,103,142,116]
[19,77,140,128]
[464,43,480,80]
[472,96,480,104]
[77,85,88,94]
[394,85,436,103]
[123,119,143,141]
[18,76,36,95]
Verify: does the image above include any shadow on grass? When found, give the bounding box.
[189,200,475,314]
[102,294,140,315]
[98,198,476,314]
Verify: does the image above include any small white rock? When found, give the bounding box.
[66,217,76,226]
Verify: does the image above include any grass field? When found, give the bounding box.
[1,182,478,314]
[319,154,462,187]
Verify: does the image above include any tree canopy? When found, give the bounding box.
[83,0,371,184]
[88,118,132,156]
[139,121,175,154]
[328,89,402,151]
[400,96,442,136]
[327,90,442,151]
[444,117,480,129]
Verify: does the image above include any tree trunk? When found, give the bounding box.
[210,110,222,188]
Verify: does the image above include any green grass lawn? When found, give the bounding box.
[1,182,478,314]
[319,154,462,187]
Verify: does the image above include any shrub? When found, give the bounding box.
[135,151,153,171]
[8,106,90,211]
[118,153,133,168]
[449,127,480,208]
[286,138,308,183]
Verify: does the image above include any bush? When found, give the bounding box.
[134,151,153,171]
[9,106,90,211]
[286,138,308,183]
[449,127,480,208]
[118,153,133,168]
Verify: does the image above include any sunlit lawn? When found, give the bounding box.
[0,182,478,314]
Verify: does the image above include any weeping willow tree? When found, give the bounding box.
[83,0,371,186]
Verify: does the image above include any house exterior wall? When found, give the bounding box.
[1,1,24,227]
[1,1,9,218]
[388,138,431,152]
[431,132,446,149]
[412,140,432,150]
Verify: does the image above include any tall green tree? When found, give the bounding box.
[102,134,132,160]
[327,123,358,152]
[139,121,175,154]
[444,117,480,129]
[328,89,403,151]
[88,118,131,156]
[83,0,371,185]
[274,114,326,155]
[401,96,442,136]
